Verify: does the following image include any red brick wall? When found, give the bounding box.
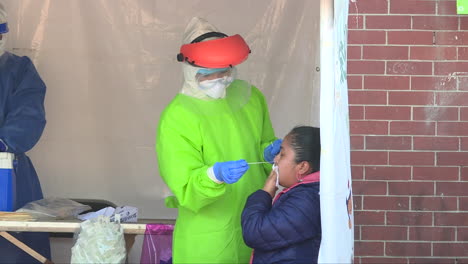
[348,0,468,263]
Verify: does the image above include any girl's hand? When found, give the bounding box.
[262,169,278,197]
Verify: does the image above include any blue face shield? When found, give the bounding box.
[0,23,8,34]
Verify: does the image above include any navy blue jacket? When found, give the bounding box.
[242,182,321,264]
[0,52,50,263]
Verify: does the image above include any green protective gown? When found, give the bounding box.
[156,80,276,263]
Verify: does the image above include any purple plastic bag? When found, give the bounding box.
[140,224,174,264]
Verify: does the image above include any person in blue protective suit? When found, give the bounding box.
[156,17,282,263]
[0,3,51,263]
[242,126,322,264]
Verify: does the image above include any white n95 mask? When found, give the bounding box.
[198,76,233,99]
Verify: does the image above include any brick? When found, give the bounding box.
[354,195,363,210]
[438,1,458,15]
[366,136,411,150]
[413,16,459,30]
[390,121,435,136]
[348,45,362,60]
[461,137,468,150]
[438,152,468,166]
[351,165,364,180]
[348,15,364,29]
[350,120,388,135]
[348,75,363,90]
[354,210,385,225]
[366,15,411,29]
[387,61,432,76]
[351,136,364,150]
[365,76,410,90]
[388,181,434,196]
[433,243,468,257]
[363,46,408,60]
[349,30,386,45]
[386,242,431,257]
[436,182,468,196]
[363,196,409,210]
[436,32,468,45]
[351,151,388,165]
[414,166,459,181]
[387,212,432,226]
[389,91,434,106]
[458,47,468,60]
[409,258,457,264]
[437,122,468,136]
[462,167,468,181]
[361,226,407,240]
[461,108,468,121]
[461,197,468,210]
[413,107,458,121]
[413,136,459,151]
[349,91,387,105]
[459,78,468,91]
[462,17,468,30]
[412,197,458,211]
[411,76,456,91]
[348,60,386,74]
[349,0,389,14]
[390,0,436,15]
[361,257,407,264]
[410,227,455,241]
[459,227,468,241]
[353,180,387,195]
[388,31,434,45]
[411,47,456,61]
[366,106,411,120]
[389,152,435,166]
[435,213,468,226]
[355,241,384,256]
[435,62,468,76]
[436,92,468,106]
[349,106,364,120]
[365,166,411,180]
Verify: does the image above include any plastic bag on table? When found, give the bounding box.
[16,197,91,220]
[71,215,126,264]
[140,224,174,264]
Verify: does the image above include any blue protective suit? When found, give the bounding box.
[0,52,50,263]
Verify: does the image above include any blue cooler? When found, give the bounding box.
[0,153,15,211]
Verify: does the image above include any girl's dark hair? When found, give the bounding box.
[288,126,321,173]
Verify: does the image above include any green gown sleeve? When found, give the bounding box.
[156,101,227,213]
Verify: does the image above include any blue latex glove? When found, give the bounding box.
[264,139,282,163]
[213,159,249,184]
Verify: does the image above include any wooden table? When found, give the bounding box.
[0,218,175,263]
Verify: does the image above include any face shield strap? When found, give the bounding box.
[0,23,8,34]
[191,32,228,43]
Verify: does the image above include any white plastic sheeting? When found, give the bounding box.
[1,0,320,220]
[319,0,354,263]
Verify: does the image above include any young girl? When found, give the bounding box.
[241,126,321,264]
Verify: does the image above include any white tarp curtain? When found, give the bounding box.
[319,0,354,263]
[2,0,320,220]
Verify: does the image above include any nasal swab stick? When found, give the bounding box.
[247,162,269,165]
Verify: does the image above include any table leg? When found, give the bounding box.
[0,231,54,264]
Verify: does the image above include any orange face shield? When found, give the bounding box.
[177,32,251,68]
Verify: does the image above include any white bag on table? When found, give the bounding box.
[71,215,126,264]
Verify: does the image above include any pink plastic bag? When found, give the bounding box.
[140,224,174,264]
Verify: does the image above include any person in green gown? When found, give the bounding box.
[156,17,281,263]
